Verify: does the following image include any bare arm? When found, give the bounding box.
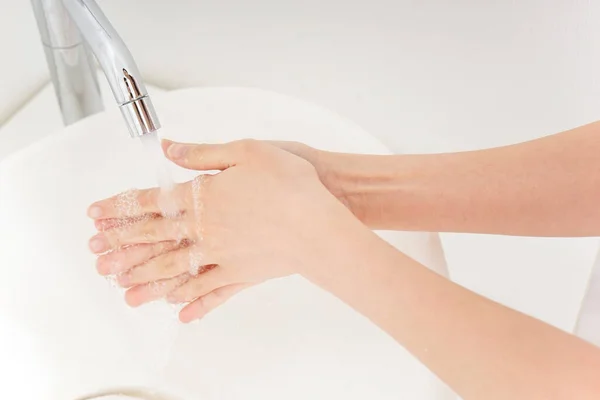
[302,220,600,400]
[279,121,600,236]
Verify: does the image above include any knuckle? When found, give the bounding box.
[235,138,260,154]
[286,141,307,153]
[140,189,159,210]
[170,286,185,301]
[155,241,173,256]
[142,222,158,241]
[148,280,168,295]
[194,296,208,311]
[169,252,186,275]
[174,281,194,302]
[115,189,143,217]
[209,289,225,302]
[180,290,195,302]
[182,279,204,301]
[183,175,209,209]
[192,173,210,192]
[191,278,204,294]
[106,231,122,248]
[156,256,172,275]
[175,273,191,287]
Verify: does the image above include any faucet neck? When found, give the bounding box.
[31,0,104,125]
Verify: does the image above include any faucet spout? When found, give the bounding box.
[31,0,160,137]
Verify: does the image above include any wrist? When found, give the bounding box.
[322,151,424,229]
[300,208,395,282]
[300,213,413,316]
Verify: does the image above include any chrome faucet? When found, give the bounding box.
[31,0,160,137]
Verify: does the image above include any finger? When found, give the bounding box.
[162,139,258,170]
[124,274,190,307]
[116,243,208,287]
[88,216,187,254]
[87,185,186,220]
[166,266,230,304]
[95,240,183,276]
[179,283,252,323]
[94,213,169,231]
[96,216,137,231]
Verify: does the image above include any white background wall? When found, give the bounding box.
[4,0,600,152]
[1,0,599,332]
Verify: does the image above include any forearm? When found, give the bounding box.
[334,121,600,236]
[306,225,600,399]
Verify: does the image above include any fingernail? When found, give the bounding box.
[88,205,103,219]
[89,234,107,253]
[167,143,187,160]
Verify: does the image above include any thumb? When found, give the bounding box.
[161,139,238,171]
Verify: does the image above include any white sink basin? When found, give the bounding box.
[0,87,453,400]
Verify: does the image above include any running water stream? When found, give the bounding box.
[139,130,175,191]
[100,130,184,400]
[139,131,180,217]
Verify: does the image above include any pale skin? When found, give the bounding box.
[87,122,600,399]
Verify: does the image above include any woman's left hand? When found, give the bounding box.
[87,139,365,322]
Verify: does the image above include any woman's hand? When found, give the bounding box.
[88,139,365,322]
[267,141,371,223]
